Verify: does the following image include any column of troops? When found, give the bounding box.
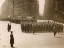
[20,21,63,33]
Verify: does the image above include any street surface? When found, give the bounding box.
[0,21,64,48]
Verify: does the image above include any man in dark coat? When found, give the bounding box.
[53,24,57,36]
[7,23,10,32]
[10,31,14,48]
[8,23,11,32]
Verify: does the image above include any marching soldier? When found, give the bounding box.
[53,24,57,36]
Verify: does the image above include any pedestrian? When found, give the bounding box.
[10,31,14,48]
[7,23,11,32]
[9,23,11,31]
[7,23,10,32]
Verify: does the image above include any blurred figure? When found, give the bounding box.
[7,23,10,32]
[10,31,14,48]
[53,24,57,36]
[7,23,11,32]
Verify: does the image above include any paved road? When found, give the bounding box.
[0,21,64,48]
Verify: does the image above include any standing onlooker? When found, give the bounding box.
[7,23,11,32]
[10,31,14,48]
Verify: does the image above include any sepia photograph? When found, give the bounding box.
[0,0,64,48]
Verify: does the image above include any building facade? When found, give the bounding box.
[43,0,55,20]
[43,0,64,23]
[1,0,39,19]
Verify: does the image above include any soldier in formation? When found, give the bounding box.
[20,21,63,34]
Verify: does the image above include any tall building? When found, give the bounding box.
[53,0,64,22]
[1,0,39,19]
[43,0,55,20]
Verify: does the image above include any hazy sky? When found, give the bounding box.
[39,0,45,16]
[0,0,5,7]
